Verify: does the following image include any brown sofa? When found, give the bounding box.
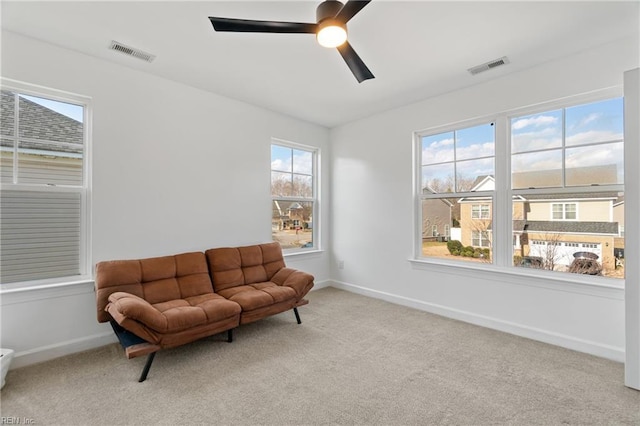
[95,242,314,382]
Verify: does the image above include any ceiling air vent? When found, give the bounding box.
[109,40,156,63]
[468,56,509,76]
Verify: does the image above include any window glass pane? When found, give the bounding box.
[512,150,562,189]
[1,151,12,183]
[271,171,292,197]
[511,109,562,154]
[272,200,313,250]
[421,132,454,165]
[14,95,84,186]
[455,123,495,160]
[292,149,312,174]
[271,145,292,172]
[1,92,16,183]
[1,189,81,283]
[421,196,492,263]
[565,98,623,147]
[565,142,624,186]
[422,163,455,193]
[456,158,494,192]
[512,195,623,279]
[292,174,312,198]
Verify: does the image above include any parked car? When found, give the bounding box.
[568,251,602,275]
[520,256,543,268]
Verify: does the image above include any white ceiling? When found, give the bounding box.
[2,1,638,127]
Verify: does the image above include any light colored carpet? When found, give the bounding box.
[1,287,638,425]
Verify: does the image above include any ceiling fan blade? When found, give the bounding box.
[335,0,372,23]
[209,17,317,34]
[337,42,374,83]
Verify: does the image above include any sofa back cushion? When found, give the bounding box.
[205,242,285,291]
[95,251,213,323]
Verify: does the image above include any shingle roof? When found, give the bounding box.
[1,90,82,154]
[513,220,618,235]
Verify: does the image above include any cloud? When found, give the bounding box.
[427,137,454,149]
[512,115,558,130]
[572,112,602,129]
[566,130,623,146]
[456,141,494,160]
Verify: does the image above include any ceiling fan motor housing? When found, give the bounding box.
[316,0,344,22]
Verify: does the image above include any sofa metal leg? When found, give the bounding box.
[293,307,301,324]
[227,328,233,343]
[138,352,156,383]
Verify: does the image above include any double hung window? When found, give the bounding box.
[511,97,624,277]
[270,140,318,252]
[415,94,624,281]
[417,121,495,262]
[1,81,90,285]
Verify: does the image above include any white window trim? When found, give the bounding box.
[271,137,320,254]
[0,78,92,291]
[412,86,624,288]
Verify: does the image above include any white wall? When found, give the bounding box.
[330,35,639,362]
[0,31,331,367]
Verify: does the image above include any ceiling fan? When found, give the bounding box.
[208,0,374,83]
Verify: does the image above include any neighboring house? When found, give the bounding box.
[272,201,312,231]
[421,186,453,241]
[457,176,494,249]
[613,195,625,257]
[458,175,622,272]
[1,91,83,184]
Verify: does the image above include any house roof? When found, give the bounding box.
[513,220,618,235]
[0,90,83,154]
[521,192,619,201]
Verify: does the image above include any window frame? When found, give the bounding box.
[270,138,320,254]
[415,117,496,264]
[413,87,624,287]
[0,78,92,290]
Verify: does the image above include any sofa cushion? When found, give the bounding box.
[96,251,214,323]
[205,242,286,291]
[107,292,241,334]
[217,283,297,312]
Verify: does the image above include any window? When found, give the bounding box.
[417,121,495,263]
[415,93,624,282]
[472,230,491,248]
[551,203,577,220]
[1,82,90,285]
[511,97,623,279]
[271,140,318,251]
[472,204,490,219]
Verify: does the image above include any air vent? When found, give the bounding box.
[468,56,510,75]
[109,40,156,63]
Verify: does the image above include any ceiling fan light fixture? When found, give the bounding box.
[316,19,347,48]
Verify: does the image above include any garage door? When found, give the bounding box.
[529,241,602,266]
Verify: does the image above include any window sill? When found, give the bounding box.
[284,249,324,259]
[409,258,624,300]
[0,277,95,305]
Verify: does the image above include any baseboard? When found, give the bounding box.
[329,280,625,363]
[311,279,331,290]
[11,331,117,369]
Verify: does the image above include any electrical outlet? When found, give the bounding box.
[338,260,344,269]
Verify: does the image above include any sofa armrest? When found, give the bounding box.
[271,267,314,299]
[106,292,168,333]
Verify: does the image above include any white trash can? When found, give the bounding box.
[1,348,15,389]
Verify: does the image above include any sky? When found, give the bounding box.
[421,97,624,191]
[20,94,84,122]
